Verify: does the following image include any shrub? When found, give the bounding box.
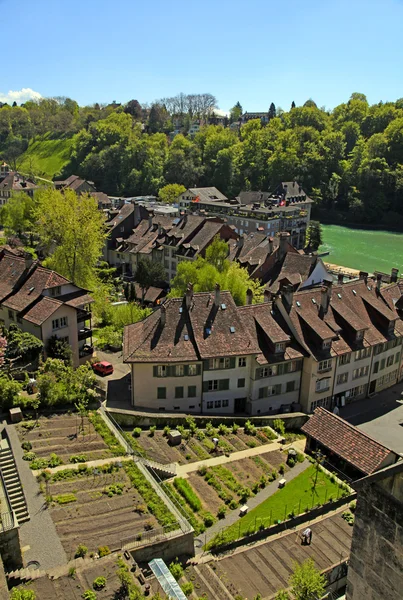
[263,427,277,440]
[22,451,37,461]
[252,482,260,494]
[349,500,357,513]
[169,558,184,581]
[197,464,207,476]
[104,483,124,497]
[218,423,230,435]
[240,488,251,504]
[93,576,106,591]
[288,458,296,468]
[68,567,76,578]
[82,591,97,600]
[56,493,77,504]
[296,451,305,463]
[203,512,215,527]
[217,505,227,519]
[244,420,256,435]
[279,464,285,475]
[163,425,170,436]
[98,546,110,557]
[232,422,240,433]
[49,453,63,467]
[181,582,194,596]
[342,511,355,525]
[272,419,285,436]
[21,441,32,451]
[185,416,197,434]
[174,478,202,512]
[70,454,87,463]
[259,475,267,488]
[246,440,257,448]
[75,544,88,558]
[149,425,156,437]
[269,469,278,482]
[89,412,125,456]
[132,427,142,438]
[195,428,205,440]
[229,499,238,510]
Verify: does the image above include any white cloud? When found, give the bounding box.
[0,87,42,105]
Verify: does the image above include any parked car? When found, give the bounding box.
[92,361,114,376]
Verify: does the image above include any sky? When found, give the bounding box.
[3,0,403,112]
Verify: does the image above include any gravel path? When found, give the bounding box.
[5,422,67,570]
[195,459,310,548]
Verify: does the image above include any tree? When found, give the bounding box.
[46,335,73,365]
[148,103,169,133]
[229,101,243,123]
[124,99,142,120]
[268,102,276,120]
[0,376,22,409]
[289,558,326,600]
[5,325,43,365]
[34,188,107,288]
[158,183,186,205]
[205,235,229,272]
[291,101,296,110]
[305,221,323,251]
[135,259,166,305]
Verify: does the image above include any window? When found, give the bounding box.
[373,361,379,374]
[286,380,295,393]
[380,358,386,370]
[157,387,166,399]
[318,359,332,373]
[208,380,218,391]
[237,378,245,388]
[209,357,233,370]
[8,310,14,321]
[175,365,184,377]
[260,367,269,378]
[387,355,394,367]
[50,286,61,297]
[351,385,366,398]
[206,401,213,409]
[175,386,184,399]
[355,347,371,361]
[353,366,369,379]
[322,340,332,350]
[222,399,229,407]
[316,378,330,392]
[214,400,221,408]
[52,316,68,330]
[164,248,169,257]
[157,365,167,377]
[339,353,351,366]
[395,352,400,364]
[120,226,124,233]
[259,384,281,398]
[188,364,198,376]
[188,385,196,397]
[238,357,246,368]
[310,396,331,411]
[337,372,349,385]
[356,330,364,341]
[275,343,286,353]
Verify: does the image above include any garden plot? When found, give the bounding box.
[16,413,117,466]
[126,421,279,465]
[38,462,176,558]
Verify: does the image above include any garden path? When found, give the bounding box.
[176,438,306,476]
[195,459,310,548]
[31,455,132,476]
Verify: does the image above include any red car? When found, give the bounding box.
[92,361,114,376]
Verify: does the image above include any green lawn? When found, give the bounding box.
[18,132,74,179]
[208,465,348,548]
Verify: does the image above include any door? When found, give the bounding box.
[234,397,247,413]
[369,380,376,395]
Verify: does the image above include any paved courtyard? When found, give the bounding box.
[94,349,131,409]
[340,380,403,454]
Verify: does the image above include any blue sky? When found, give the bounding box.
[4,0,403,111]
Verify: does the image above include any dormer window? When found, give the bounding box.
[275,342,286,354]
[356,330,364,341]
[322,340,332,350]
[388,320,396,334]
[50,286,61,297]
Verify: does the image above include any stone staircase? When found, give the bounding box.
[142,457,176,480]
[7,555,102,585]
[0,443,29,525]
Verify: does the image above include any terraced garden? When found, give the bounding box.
[124,419,280,465]
[16,412,124,469]
[37,461,177,558]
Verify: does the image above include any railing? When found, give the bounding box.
[78,327,93,341]
[143,457,176,476]
[121,522,181,551]
[77,310,91,323]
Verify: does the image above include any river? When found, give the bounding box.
[319,224,403,274]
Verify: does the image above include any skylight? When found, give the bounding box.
[184,334,189,341]
[179,307,183,313]
[296,301,301,307]
[352,290,357,296]
[230,326,235,333]
[221,303,227,310]
[337,293,342,299]
[311,298,316,304]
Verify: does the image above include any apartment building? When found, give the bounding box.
[0,248,93,367]
[0,164,37,207]
[275,273,403,413]
[123,285,305,414]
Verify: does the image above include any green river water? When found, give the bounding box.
[319,225,403,274]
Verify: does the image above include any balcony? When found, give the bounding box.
[79,344,94,359]
[78,327,93,342]
[77,310,92,323]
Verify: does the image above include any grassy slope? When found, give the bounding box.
[17,133,74,179]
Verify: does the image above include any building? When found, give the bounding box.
[0,248,93,367]
[241,111,270,124]
[54,174,96,194]
[123,285,305,414]
[301,407,399,479]
[346,460,403,600]
[178,182,313,249]
[0,164,37,207]
[103,202,148,267]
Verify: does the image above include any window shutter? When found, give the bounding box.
[275,384,282,395]
[255,368,261,380]
[203,381,209,393]
[184,365,189,376]
[278,364,284,376]
[229,357,236,369]
[203,360,210,371]
[167,366,174,377]
[153,366,158,377]
[196,364,201,376]
[219,379,229,391]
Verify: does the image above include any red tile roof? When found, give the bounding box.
[301,407,395,475]
[23,297,63,325]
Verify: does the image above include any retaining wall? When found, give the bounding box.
[130,530,195,564]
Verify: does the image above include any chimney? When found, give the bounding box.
[391,268,399,283]
[264,289,271,303]
[337,273,343,284]
[268,237,274,254]
[359,271,368,284]
[246,289,253,305]
[185,283,194,310]
[25,253,34,270]
[148,214,153,229]
[278,232,290,261]
[160,304,166,327]
[376,273,382,293]
[214,283,221,307]
[320,285,330,317]
[238,234,245,249]
[282,284,294,312]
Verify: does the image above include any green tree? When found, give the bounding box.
[34,188,107,288]
[158,183,186,204]
[205,235,229,272]
[46,335,73,365]
[229,101,243,123]
[5,325,43,365]
[135,259,166,305]
[0,192,36,239]
[289,558,326,600]
[0,376,22,409]
[268,102,276,120]
[305,221,323,251]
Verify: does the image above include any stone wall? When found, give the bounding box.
[0,525,22,571]
[130,530,194,565]
[346,471,403,599]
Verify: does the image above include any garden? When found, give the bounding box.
[123,417,282,465]
[16,412,125,469]
[36,460,178,558]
